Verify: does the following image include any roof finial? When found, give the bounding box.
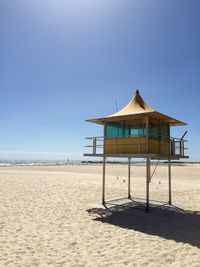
[136,89,140,95]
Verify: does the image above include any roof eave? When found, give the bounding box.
[86,111,155,124]
[86,111,187,126]
[152,111,187,126]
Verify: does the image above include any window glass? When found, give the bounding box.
[160,125,168,137]
[150,127,158,137]
[106,124,129,138]
[149,123,169,138]
[106,124,147,138]
[130,126,147,137]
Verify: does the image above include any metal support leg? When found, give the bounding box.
[102,156,106,205]
[168,158,172,205]
[128,157,131,199]
[146,158,150,212]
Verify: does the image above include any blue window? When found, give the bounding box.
[106,124,129,138]
[130,127,147,137]
[106,124,147,138]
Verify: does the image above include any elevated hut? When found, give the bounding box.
[84,90,188,211]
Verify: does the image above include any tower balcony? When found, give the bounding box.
[84,135,188,160]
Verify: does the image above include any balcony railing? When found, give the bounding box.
[85,136,104,155]
[170,138,187,157]
[84,135,188,158]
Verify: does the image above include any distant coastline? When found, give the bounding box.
[0,159,199,167]
[0,160,81,167]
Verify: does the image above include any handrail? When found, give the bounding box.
[85,144,188,149]
[84,135,188,157]
[85,135,187,142]
[85,136,104,140]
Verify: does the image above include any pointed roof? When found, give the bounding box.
[107,89,154,117]
[87,90,186,126]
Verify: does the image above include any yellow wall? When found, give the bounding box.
[149,138,170,155]
[105,137,148,154]
[105,137,170,155]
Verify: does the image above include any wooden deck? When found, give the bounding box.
[83,153,189,160]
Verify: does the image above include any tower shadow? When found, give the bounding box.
[87,200,200,248]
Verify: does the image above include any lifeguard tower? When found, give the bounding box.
[84,90,188,211]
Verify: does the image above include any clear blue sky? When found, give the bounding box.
[0,0,200,161]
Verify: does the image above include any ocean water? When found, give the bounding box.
[0,159,147,166]
[0,159,193,167]
[0,160,82,167]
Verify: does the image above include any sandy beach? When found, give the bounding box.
[0,163,200,266]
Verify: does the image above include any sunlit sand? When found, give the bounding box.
[0,164,200,266]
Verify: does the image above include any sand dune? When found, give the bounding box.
[0,164,200,266]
